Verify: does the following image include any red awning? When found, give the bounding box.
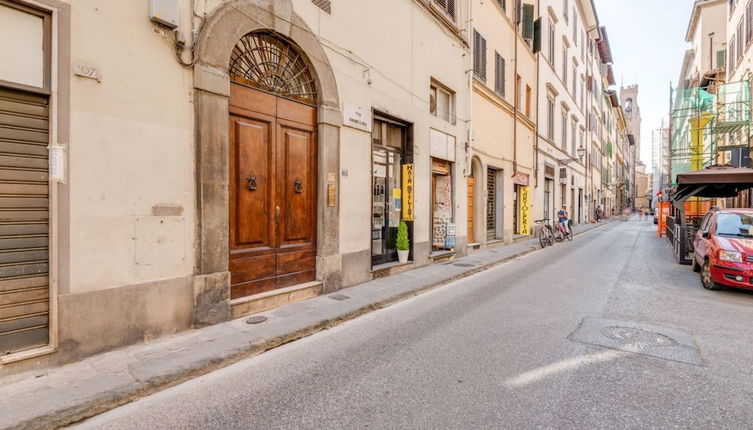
[597,26,613,64]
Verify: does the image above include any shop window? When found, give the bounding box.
[432,158,454,252]
[430,129,456,253]
[371,115,411,266]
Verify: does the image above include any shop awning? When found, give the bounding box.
[673,166,753,200]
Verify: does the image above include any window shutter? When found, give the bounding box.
[717,49,727,68]
[533,17,542,53]
[480,36,487,80]
[497,0,506,10]
[447,0,456,19]
[522,3,534,40]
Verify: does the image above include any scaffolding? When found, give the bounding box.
[668,80,752,216]
[669,80,752,186]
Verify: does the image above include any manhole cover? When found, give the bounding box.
[329,294,350,301]
[245,316,268,324]
[601,326,676,348]
[454,263,474,268]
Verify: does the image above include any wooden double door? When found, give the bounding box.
[229,84,317,299]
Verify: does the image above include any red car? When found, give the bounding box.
[693,208,753,290]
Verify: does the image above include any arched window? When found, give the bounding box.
[229,32,318,105]
[625,98,633,113]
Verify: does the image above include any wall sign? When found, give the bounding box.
[512,172,529,186]
[519,186,530,235]
[342,103,371,132]
[74,62,102,82]
[402,163,414,221]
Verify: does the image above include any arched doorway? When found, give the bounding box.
[227,32,318,299]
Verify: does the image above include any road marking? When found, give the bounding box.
[504,349,625,388]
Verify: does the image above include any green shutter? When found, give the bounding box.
[533,17,542,53]
[522,4,534,40]
[717,49,726,68]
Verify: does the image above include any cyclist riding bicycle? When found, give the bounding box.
[556,206,570,235]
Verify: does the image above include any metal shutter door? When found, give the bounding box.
[0,87,49,355]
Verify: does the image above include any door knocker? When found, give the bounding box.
[247,176,258,191]
[294,178,303,193]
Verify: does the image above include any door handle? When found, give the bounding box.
[247,176,258,191]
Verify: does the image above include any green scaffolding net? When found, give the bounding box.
[669,80,751,186]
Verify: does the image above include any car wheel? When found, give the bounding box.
[700,260,723,290]
[692,257,701,273]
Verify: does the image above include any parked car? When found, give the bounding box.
[692,208,753,290]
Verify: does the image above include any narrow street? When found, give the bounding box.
[71,219,753,429]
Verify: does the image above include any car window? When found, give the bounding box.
[700,213,712,232]
[715,213,753,237]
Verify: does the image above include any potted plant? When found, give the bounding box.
[396,221,410,263]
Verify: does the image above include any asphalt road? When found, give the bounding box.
[71,218,753,429]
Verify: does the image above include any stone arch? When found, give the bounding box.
[191,0,342,325]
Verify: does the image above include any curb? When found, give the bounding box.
[22,220,615,430]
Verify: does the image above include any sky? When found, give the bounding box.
[594,0,694,169]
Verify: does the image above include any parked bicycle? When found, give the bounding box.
[535,219,555,248]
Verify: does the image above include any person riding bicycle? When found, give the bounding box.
[556,206,570,235]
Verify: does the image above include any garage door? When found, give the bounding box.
[0,87,50,355]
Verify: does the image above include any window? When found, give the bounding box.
[738,20,744,61]
[494,52,505,96]
[563,0,569,21]
[717,49,727,68]
[573,12,578,45]
[497,0,506,10]
[730,37,736,71]
[561,108,569,151]
[562,44,568,83]
[525,85,532,117]
[572,60,577,94]
[581,31,585,60]
[516,75,523,111]
[570,119,577,156]
[744,1,753,48]
[548,20,556,63]
[547,95,555,140]
[430,83,455,123]
[434,0,456,20]
[473,29,487,81]
[625,98,633,113]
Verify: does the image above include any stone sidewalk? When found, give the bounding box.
[0,220,613,430]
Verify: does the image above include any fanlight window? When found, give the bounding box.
[229,32,318,105]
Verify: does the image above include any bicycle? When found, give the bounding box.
[554,220,573,242]
[535,219,555,248]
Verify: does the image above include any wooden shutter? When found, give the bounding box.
[533,17,542,53]
[474,30,487,81]
[0,87,50,355]
[495,53,505,96]
[522,4,534,40]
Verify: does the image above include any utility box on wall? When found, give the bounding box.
[149,0,179,28]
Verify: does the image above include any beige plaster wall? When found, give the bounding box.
[289,0,471,257]
[67,0,195,294]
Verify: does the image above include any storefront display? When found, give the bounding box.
[372,115,410,265]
